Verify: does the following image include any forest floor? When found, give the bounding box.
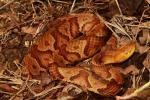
[0,0,150,100]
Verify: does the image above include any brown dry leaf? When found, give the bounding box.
[123,88,135,96]
[137,89,150,99]
[141,21,150,28]
[0,53,5,64]
[124,65,139,75]
[143,50,150,72]
[40,72,52,86]
[120,87,150,100]
[118,36,131,46]
[106,0,144,17]
[146,0,150,4]
[119,0,144,15]
[62,84,83,96]
[0,64,5,73]
[12,97,24,100]
[131,26,141,36]
[21,26,37,36]
[0,12,20,32]
[136,43,149,54]
[57,84,84,100]
[0,84,17,93]
[138,29,150,45]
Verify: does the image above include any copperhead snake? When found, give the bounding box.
[22,13,135,96]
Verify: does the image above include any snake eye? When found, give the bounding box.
[74,32,84,39]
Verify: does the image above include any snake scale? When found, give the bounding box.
[22,13,135,96]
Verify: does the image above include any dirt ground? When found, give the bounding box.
[0,0,150,100]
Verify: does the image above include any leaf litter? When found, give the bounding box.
[0,0,150,100]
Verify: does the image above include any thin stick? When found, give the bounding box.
[134,7,150,40]
[51,0,70,4]
[125,24,150,29]
[116,81,150,100]
[136,67,146,87]
[95,13,120,40]
[34,85,63,97]
[47,0,52,8]
[9,75,29,100]
[105,21,132,40]
[115,0,123,15]
[70,0,76,13]
[0,0,15,10]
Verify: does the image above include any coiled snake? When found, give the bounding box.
[22,13,135,96]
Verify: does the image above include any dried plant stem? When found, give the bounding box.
[134,7,150,40]
[125,24,150,29]
[70,0,76,13]
[47,0,52,8]
[115,0,122,15]
[0,0,15,10]
[51,0,70,4]
[9,75,29,100]
[95,13,120,40]
[34,85,63,97]
[116,81,150,100]
[136,67,146,87]
[0,90,14,95]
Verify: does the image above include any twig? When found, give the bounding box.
[125,24,150,29]
[136,67,146,87]
[95,13,120,40]
[51,0,70,4]
[116,81,150,100]
[105,21,132,40]
[134,7,150,40]
[115,0,123,15]
[34,85,63,97]
[71,6,96,13]
[70,0,76,13]
[9,75,29,100]
[47,0,52,8]
[13,61,22,77]
[31,2,37,17]
[96,14,132,40]
[0,0,15,10]
[0,90,14,95]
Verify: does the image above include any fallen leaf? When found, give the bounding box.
[138,29,150,45]
[146,0,150,4]
[143,50,150,72]
[122,65,139,75]
[0,84,17,93]
[21,26,37,36]
[62,84,83,96]
[136,43,149,54]
[41,72,52,86]
[141,21,150,27]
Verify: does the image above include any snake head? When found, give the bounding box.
[92,41,136,65]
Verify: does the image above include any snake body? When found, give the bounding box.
[22,13,135,96]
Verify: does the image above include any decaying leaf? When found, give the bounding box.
[143,50,150,72]
[21,26,37,36]
[146,0,150,4]
[136,43,149,54]
[120,65,139,75]
[138,29,150,45]
[0,84,17,93]
[0,0,149,99]
[62,84,83,96]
